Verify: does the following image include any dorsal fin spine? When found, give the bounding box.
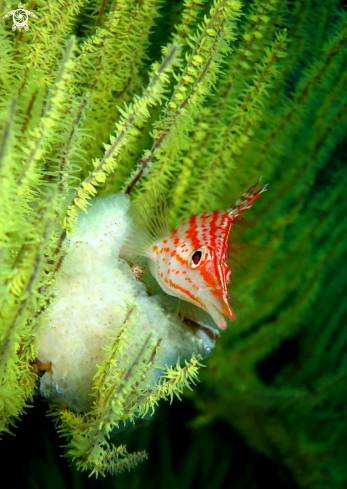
[228,180,267,219]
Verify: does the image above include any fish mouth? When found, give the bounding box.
[182,316,220,341]
[203,294,235,330]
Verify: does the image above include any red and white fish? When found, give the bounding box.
[122,180,267,330]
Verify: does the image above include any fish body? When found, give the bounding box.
[122,180,266,330]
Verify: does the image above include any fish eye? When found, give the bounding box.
[189,248,204,269]
[192,250,202,265]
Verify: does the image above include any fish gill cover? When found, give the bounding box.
[0,0,346,487]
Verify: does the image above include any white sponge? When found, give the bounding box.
[37,194,215,412]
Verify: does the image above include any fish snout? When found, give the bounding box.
[201,290,235,330]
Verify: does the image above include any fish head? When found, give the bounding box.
[148,210,235,329]
[122,180,267,330]
[185,243,235,329]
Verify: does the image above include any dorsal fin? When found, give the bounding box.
[228,179,267,220]
[121,188,170,257]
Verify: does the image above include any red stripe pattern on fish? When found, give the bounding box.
[122,180,267,330]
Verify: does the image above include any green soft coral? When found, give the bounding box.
[0,0,347,486]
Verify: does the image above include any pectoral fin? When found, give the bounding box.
[121,188,170,257]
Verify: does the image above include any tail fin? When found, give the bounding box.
[228,179,267,219]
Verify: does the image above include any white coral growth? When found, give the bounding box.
[37,194,215,412]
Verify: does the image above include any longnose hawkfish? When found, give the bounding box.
[122,180,267,330]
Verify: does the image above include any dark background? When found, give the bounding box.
[1,393,298,489]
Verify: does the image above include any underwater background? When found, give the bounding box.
[0,0,347,487]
